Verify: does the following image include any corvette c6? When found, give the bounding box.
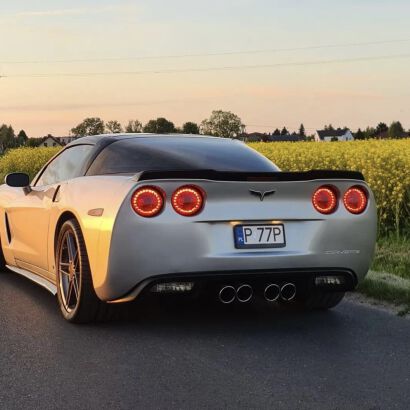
[0,134,377,323]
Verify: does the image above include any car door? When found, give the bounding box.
[6,145,93,278]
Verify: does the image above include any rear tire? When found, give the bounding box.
[303,290,345,310]
[56,219,110,323]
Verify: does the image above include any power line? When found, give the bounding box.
[2,53,410,79]
[1,38,410,65]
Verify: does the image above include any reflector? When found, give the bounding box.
[315,276,345,286]
[151,282,194,293]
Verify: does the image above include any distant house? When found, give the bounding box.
[315,128,354,142]
[41,135,77,147]
[58,136,77,145]
[41,135,61,147]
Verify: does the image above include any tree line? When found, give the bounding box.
[70,115,409,141]
[0,112,408,152]
[0,125,39,151]
[70,110,245,139]
[354,121,408,140]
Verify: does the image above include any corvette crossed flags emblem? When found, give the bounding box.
[249,189,276,201]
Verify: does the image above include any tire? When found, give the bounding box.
[303,290,345,310]
[56,219,110,323]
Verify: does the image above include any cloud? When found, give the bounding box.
[14,5,135,18]
[0,98,208,112]
[15,8,89,17]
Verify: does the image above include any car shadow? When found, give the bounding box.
[1,271,348,338]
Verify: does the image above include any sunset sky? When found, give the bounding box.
[1,0,410,137]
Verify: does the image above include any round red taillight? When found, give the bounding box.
[172,186,204,216]
[131,186,164,217]
[312,186,338,214]
[343,186,368,214]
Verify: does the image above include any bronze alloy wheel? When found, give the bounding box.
[58,229,81,313]
[56,219,109,323]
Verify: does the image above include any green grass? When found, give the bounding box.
[371,236,410,280]
[358,271,410,315]
[358,236,410,314]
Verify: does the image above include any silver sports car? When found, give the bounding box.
[0,134,377,323]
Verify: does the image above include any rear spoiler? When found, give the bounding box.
[135,169,365,182]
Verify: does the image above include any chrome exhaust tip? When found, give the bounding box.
[236,284,253,303]
[219,286,236,304]
[280,283,296,301]
[264,284,280,302]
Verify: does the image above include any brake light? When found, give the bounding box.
[131,186,164,217]
[312,186,338,214]
[172,185,204,216]
[343,186,368,214]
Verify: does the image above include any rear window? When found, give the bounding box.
[86,137,279,175]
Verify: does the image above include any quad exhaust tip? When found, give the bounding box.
[219,284,253,304]
[219,286,236,304]
[264,284,281,302]
[280,283,297,301]
[219,283,295,304]
[236,284,253,303]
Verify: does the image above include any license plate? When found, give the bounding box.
[234,224,286,249]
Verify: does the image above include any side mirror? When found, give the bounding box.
[5,173,30,188]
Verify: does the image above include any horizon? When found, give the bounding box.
[1,0,410,137]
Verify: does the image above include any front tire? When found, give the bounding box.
[56,219,108,323]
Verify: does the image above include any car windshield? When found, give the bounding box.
[86,137,279,175]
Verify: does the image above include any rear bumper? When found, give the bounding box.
[95,215,376,301]
[107,268,358,303]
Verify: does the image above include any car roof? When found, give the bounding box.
[68,133,229,146]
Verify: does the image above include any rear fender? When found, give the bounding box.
[48,176,136,288]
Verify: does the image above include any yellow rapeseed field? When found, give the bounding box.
[0,147,60,181]
[250,139,410,234]
[0,140,409,234]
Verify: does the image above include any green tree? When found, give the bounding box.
[330,136,339,142]
[272,128,281,136]
[364,126,376,139]
[375,122,388,135]
[71,117,105,137]
[143,117,176,134]
[0,125,16,150]
[105,120,123,134]
[182,122,200,134]
[27,138,40,147]
[280,127,289,136]
[324,124,335,131]
[16,130,28,146]
[388,121,404,139]
[355,128,365,140]
[299,123,306,137]
[125,119,143,133]
[200,110,244,138]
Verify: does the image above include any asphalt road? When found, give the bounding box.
[0,272,409,410]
